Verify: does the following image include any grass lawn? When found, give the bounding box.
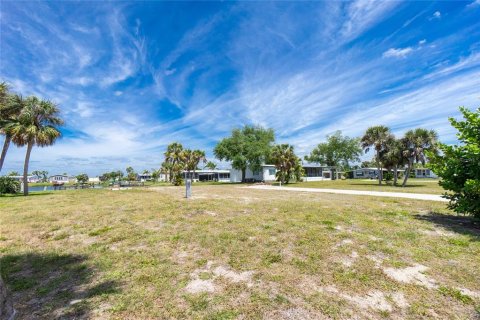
[1,185,478,319]
[282,179,445,195]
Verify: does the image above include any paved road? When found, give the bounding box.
[246,185,448,202]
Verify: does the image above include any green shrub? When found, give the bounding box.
[428,107,480,218]
[0,176,20,194]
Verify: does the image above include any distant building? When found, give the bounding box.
[7,175,39,183]
[352,167,405,179]
[302,163,336,181]
[184,170,231,182]
[230,165,277,183]
[49,175,70,184]
[88,177,100,183]
[414,168,437,179]
[229,162,336,183]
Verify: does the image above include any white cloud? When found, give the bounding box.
[114,90,123,96]
[432,11,441,19]
[383,47,413,58]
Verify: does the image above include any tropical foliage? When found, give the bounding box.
[428,107,480,218]
[164,142,185,186]
[305,131,362,170]
[204,161,217,170]
[0,176,20,194]
[401,128,438,187]
[5,96,63,195]
[214,125,275,182]
[32,170,49,182]
[360,126,393,185]
[0,83,25,173]
[271,144,304,184]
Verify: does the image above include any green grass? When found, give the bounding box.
[281,178,445,194]
[1,185,478,319]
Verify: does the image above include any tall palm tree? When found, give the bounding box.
[0,87,26,172]
[401,128,438,187]
[7,97,63,195]
[361,126,392,185]
[164,142,184,185]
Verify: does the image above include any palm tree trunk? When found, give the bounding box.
[393,165,398,186]
[0,134,12,173]
[402,159,412,187]
[377,151,382,185]
[241,168,246,183]
[23,141,33,196]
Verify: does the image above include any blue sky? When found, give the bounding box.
[1,1,479,176]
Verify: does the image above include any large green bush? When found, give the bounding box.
[0,176,20,194]
[428,107,480,218]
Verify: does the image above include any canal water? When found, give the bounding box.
[27,185,104,192]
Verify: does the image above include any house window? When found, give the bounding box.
[268,169,275,175]
[253,170,260,176]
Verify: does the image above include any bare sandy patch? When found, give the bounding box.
[185,279,215,294]
[340,251,359,267]
[383,264,437,289]
[185,261,255,294]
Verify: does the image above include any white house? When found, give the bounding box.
[302,163,336,181]
[183,169,231,182]
[88,177,100,183]
[414,168,438,178]
[229,163,336,183]
[49,175,70,184]
[230,165,277,183]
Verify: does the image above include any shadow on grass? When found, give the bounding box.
[0,252,120,319]
[414,212,480,241]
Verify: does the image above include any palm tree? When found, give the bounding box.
[7,97,63,195]
[271,144,303,185]
[164,142,184,185]
[361,126,392,185]
[204,161,217,170]
[380,136,405,186]
[401,128,438,187]
[182,149,206,181]
[0,87,26,172]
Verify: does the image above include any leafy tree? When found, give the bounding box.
[361,126,393,185]
[204,161,217,170]
[76,173,89,184]
[305,131,362,170]
[401,128,438,187]
[271,144,304,184]
[7,171,19,176]
[7,97,63,195]
[214,125,275,182]
[142,169,150,175]
[0,176,20,194]
[428,107,480,218]
[0,85,25,173]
